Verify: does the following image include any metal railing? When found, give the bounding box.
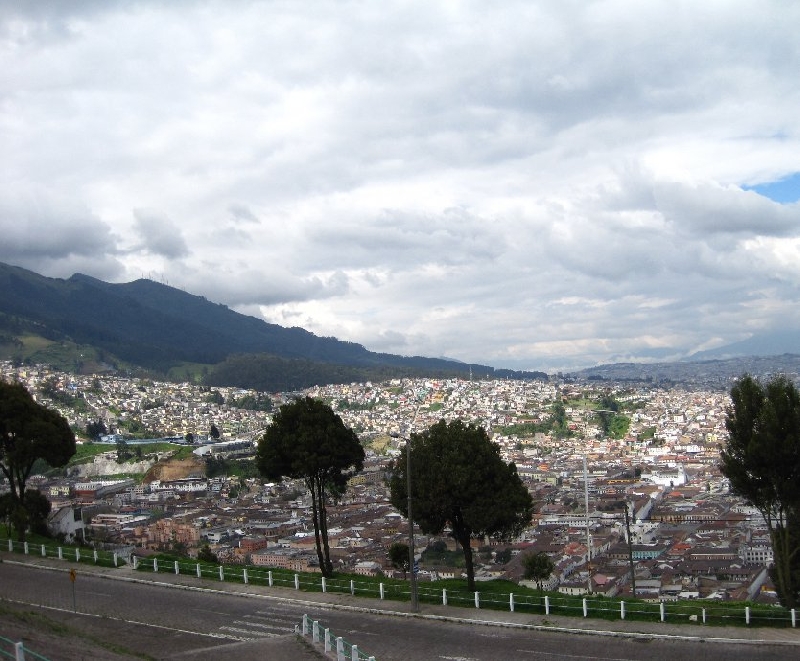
[0,635,51,661]
[296,614,376,661]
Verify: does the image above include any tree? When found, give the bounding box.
[720,374,800,608]
[389,419,533,591]
[197,544,217,563]
[388,541,410,576]
[85,419,107,439]
[256,396,364,577]
[209,423,221,440]
[523,551,555,593]
[0,381,75,541]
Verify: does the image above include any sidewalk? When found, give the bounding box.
[5,552,800,649]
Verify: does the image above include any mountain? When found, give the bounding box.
[0,262,546,389]
[688,330,800,361]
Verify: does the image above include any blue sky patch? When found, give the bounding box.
[744,172,800,204]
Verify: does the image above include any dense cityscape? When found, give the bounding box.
[0,360,779,604]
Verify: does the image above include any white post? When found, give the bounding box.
[24,542,28,554]
[660,601,665,622]
[76,548,80,562]
[745,606,750,625]
[336,637,344,661]
[621,601,625,620]
[268,570,273,587]
[510,593,514,612]
[475,591,480,609]
[7,539,11,552]
[702,608,706,624]
[350,579,355,595]
[196,563,201,578]
[174,560,179,574]
[113,552,118,567]
[583,598,588,617]
[14,641,25,661]
[58,547,63,560]
[379,583,385,600]
[792,608,796,628]
[41,545,46,557]
[325,628,331,652]
[243,568,248,584]
[219,565,224,581]
[322,577,327,593]
[313,620,319,642]
[302,614,309,636]
[153,558,158,572]
[132,555,138,570]
[544,595,550,615]
[352,645,359,661]
[294,573,300,590]
[93,549,98,563]
[442,588,447,606]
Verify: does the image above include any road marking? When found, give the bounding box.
[219,625,279,638]
[516,650,645,661]
[233,619,289,633]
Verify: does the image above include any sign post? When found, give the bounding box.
[69,569,76,612]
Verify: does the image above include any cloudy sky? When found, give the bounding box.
[2,1,800,371]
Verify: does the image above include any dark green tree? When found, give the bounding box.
[523,551,555,593]
[0,381,75,541]
[85,419,107,439]
[197,544,217,563]
[720,374,800,608]
[209,423,221,440]
[388,541,410,576]
[256,396,364,577]
[24,488,52,536]
[389,419,533,591]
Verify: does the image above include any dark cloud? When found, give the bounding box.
[132,209,189,259]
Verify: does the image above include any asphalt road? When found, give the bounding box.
[1,561,798,660]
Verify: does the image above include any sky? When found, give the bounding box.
[2,1,800,372]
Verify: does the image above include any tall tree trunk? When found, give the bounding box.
[307,477,326,574]
[453,513,475,591]
[317,480,333,576]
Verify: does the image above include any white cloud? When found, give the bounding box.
[3,1,800,370]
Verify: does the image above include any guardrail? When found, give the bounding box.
[0,635,50,661]
[4,537,797,630]
[296,614,376,661]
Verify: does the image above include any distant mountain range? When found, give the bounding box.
[0,262,545,390]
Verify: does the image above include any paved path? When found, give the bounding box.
[3,551,800,659]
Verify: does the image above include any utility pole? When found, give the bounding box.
[624,502,636,598]
[583,455,592,595]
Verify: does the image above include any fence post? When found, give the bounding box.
[475,592,480,609]
[58,547,63,560]
[219,565,224,581]
[76,548,80,562]
[352,645,359,661]
[268,570,273,587]
[113,552,118,567]
[14,641,25,661]
[322,577,327,593]
[153,558,158,572]
[132,555,138,570]
[660,602,665,622]
[442,588,447,606]
[702,607,706,624]
[93,549,98,564]
[295,574,300,590]
[313,620,319,643]
[174,560,179,575]
[41,544,46,557]
[510,593,514,612]
[302,614,309,636]
[7,539,11,552]
[745,606,750,625]
[196,563,201,578]
[243,568,248,584]
[350,579,355,595]
[620,601,625,620]
[336,636,344,661]
[325,628,331,652]
[792,608,796,628]
[379,583,384,600]
[544,595,550,615]
[24,541,28,554]
[583,598,588,617]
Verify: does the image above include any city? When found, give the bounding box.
[0,360,776,605]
